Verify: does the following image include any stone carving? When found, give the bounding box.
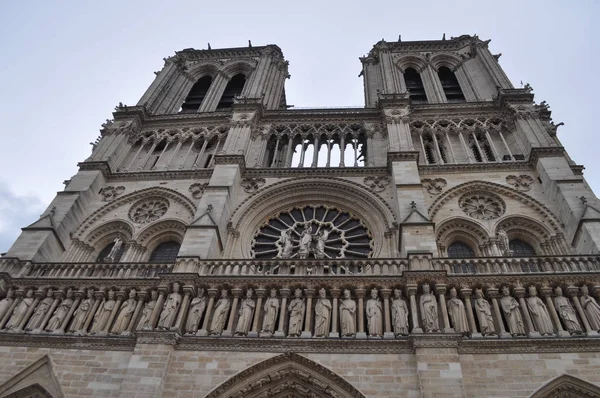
[420,284,439,332]
[90,290,116,334]
[279,230,293,259]
[459,192,506,220]
[158,283,181,330]
[447,287,469,335]
[391,289,409,336]
[104,236,124,263]
[506,174,534,192]
[421,178,447,195]
[497,228,510,254]
[526,285,554,336]
[363,176,391,192]
[189,182,208,199]
[69,289,94,333]
[366,288,383,337]
[185,288,206,335]
[339,289,356,337]
[500,286,525,336]
[209,289,231,336]
[287,289,305,337]
[553,287,582,334]
[298,224,312,260]
[261,289,279,335]
[241,177,266,193]
[580,286,600,331]
[474,289,495,335]
[138,290,158,330]
[314,288,332,337]
[25,289,53,331]
[111,289,137,334]
[235,289,255,336]
[6,289,34,330]
[128,197,169,224]
[314,229,329,259]
[46,289,74,332]
[101,186,125,201]
[0,289,14,320]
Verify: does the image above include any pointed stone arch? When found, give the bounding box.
[435,216,488,256]
[529,374,600,398]
[205,353,366,398]
[0,355,65,398]
[429,52,463,71]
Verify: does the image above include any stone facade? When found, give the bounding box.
[0,35,600,397]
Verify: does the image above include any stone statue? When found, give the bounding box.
[526,286,554,335]
[46,289,74,332]
[553,287,582,334]
[209,289,231,335]
[235,288,255,336]
[314,229,329,259]
[104,236,124,262]
[447,287,469,335]
[474,289,495,335]
[500,286,525,336]
[111,289,137,334]
[365,288,383,337]
[497,228,509,253]
[287,289,305,337]
[314,288,332,337]
[298,224,312,259]
[280,230,294,259]
[391,289,409,336]
[6,289,34,330]
[419,284,439,332]
[261,289,279,335]
[138,290,158,330]
[90,290,116,334]
[26,289,53,331]
[185,288,206,335]
[69,289,94,333]
[158,283,182,330]
[580,286,600,331]
[340,289,356,337]
[0,289,14,320]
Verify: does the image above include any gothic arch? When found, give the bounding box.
[135,219,187,253]
[0,355,65,398]
[205,353,366,398]
[394,53,428,73]
[435,216,488,256]
[187,61,221,80]
[221,59,256,79]
[429,52,463,71]
[80,220,134,262]
[529,374,600,398]
[495,215,555,254]
[228,177,398,258]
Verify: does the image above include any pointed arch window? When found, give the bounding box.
[438,66,465,102]
[509,239,536,256]
[181,75,212,112]
[217,73,246,110]
[149,241,181,263]
[404,68,427,104]
[447,241,474,258]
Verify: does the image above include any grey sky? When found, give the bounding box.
[0,0,598,252]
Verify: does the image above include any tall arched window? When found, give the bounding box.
[438,66,465,102]
[404,68,427,104]
[96,241,125,263]
[181,76,212,112]
[149,241,181,263]
[217,73,246,110]
[447,241,474,258]
[509,239,536,256]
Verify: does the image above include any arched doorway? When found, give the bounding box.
[529,374,600,398]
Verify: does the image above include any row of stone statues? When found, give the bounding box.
[0,283,598,339]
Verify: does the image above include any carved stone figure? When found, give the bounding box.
[46,289,74,332]
[185,288,206,335]
[554,287,582,334]
[526,286,554,335]
[0,289,14,320]
[314,288,331,337]
[298,224,312,259]
[474,289,495,335]
[280,230,293,259]
[419,284,439,332]
[287,289,305,337]
[314,229,329,259]
[339,289,356,337]
[580,286,600,331]
[365,288,383,337]
[500,286,525,336]
[6,289,34,330]
[209,289,231,335]
[158,283,182,330]
[26,289,53,331]
[447,287,469,335]
[261,289,279,334]
[391,289,409,336]
[497,228,510,253]
[235,289,255,336]
[111,289,137,334]
[138,290,158,330]
[104,236,123,262]
[69,289,94,333]
[90,290,116,334]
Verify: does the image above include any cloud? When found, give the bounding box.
[0,184,46,254]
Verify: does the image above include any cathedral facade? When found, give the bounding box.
[0,35,599,397]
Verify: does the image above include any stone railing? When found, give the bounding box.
[13,262,173,279]
[438,255,600,275]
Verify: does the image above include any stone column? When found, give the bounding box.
[487,288,510,338]
[301,288,315,338]
[275,288,289,338]
[355,288,367,339]
[408,285,423,333]
[100,291,124,335]
[222,288,241,337]
[461,288,481,338]
[514,286,540,338]
[541,286,569,337]
[197,289,217,336]
[148,289,167,330]
[58,291,81,334]
[436,284,453,333]
[381,288,394,339]
[329,288,340,338]
[124,292,146,336]
[249,288,265,338]
[172,286,193,333]
[568,286,599,337]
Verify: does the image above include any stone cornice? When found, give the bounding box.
[388,151,420,163]
[529,146,566,165]
[244,167,389,179]
[419,161,532,175]
[174,45,283,61]
[0,333,135,351]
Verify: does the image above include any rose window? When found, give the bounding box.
[251,205,373,259]
[459,192,505,220]
[128,197,169,224]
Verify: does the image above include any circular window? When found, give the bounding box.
[128,197,170,224]
[459,192,505,221]
[251,205,373,259]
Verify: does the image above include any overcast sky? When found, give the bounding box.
[0,0,598,253]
